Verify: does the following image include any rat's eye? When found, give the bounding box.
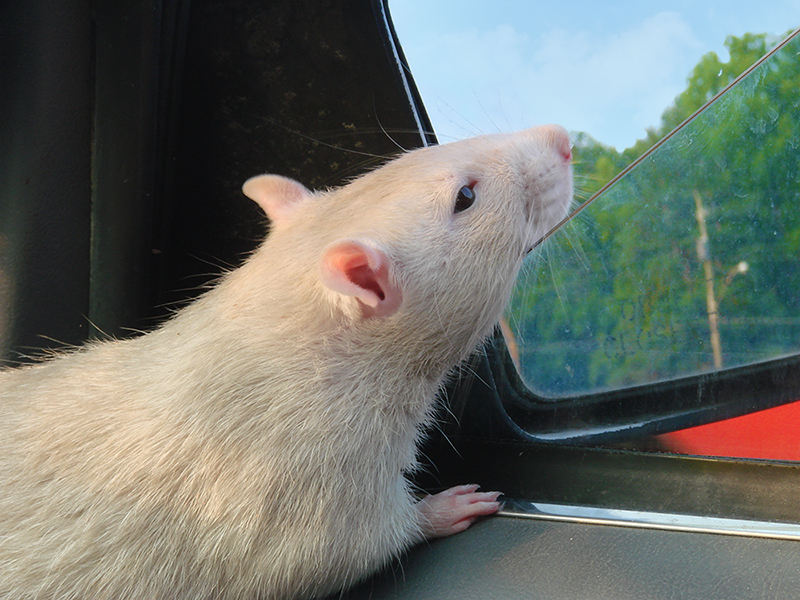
[454,185,476,213]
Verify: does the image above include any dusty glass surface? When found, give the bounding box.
[507,29,800,397]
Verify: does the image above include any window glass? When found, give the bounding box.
[506,28,800,397]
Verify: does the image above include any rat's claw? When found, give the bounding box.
[416,484,502,539]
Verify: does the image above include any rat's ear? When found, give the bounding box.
[242,174,313,228]
[320,240,402,318]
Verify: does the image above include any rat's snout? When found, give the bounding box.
[516,124,574,252]
[537,124,573,162]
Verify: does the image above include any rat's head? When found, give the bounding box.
[242,125,572,360]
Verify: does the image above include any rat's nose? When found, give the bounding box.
[537,124,573,162]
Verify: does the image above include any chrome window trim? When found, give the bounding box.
[500,497,800,542]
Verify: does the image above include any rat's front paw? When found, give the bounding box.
[416,484,502,539]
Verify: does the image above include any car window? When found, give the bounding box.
[504,27,800,463]
[507,28,800,398]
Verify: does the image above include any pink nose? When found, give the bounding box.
[539,124,573,162]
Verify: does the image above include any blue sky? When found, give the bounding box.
[389,1,800,150]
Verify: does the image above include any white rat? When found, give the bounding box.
[0,125,572,599]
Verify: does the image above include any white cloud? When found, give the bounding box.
[408,12,706,149]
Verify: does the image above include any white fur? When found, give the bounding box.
[0,126,572,599]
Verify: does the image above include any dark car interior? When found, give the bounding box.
[3,1,800,598]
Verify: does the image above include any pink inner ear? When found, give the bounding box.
[348,263,386,301]
[324,244,384,308]
[320,240,402,317]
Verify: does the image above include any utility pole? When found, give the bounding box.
[694,190,723,369]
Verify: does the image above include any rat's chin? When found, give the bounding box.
[522,228,547,256]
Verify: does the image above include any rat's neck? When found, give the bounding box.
[151,293,446,439]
